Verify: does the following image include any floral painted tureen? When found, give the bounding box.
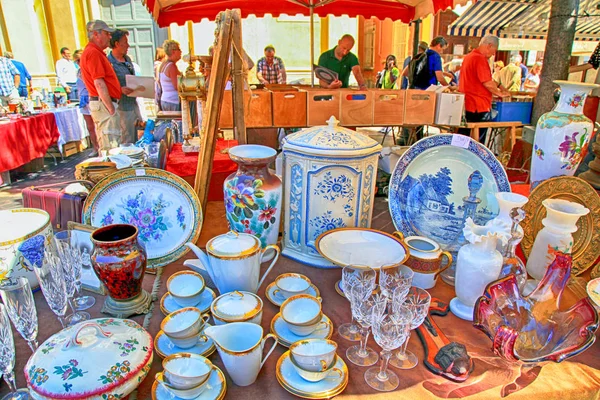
[282,116,382,267]
[25,318,153,400]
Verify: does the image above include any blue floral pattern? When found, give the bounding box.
[314,172,355,201]
[18,235,45,269]
[176,206,186,230]
[288,164,303,247]
[309,211,347,239]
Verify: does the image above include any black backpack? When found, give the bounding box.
[408,52,430,89]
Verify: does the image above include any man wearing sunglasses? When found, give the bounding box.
[108,29,140,145]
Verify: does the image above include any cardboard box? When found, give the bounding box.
[272,90,307,127]
[340,89,374,126]
[373,90,405,126]
[404,90,436,125]
[435,92,465,126]
[306,89,340,126]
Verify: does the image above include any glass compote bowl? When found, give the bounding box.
[474,252,598,363]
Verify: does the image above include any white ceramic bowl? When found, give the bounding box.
[290,339,337,372]
[167,271,206,307]
[274,273,311,299]
[281,294,322,326]
[290,354,342,382]
[156,372,210,398]
[162,353,213,389]
[161,307,209,339]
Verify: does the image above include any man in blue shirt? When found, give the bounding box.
[4,52,30,98]
[403,36,449,90]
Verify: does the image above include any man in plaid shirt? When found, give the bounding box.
[0,50,20,106]
[257,45,286,85]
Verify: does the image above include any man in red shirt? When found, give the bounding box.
[459,35,509,142]
[80,20,130,151]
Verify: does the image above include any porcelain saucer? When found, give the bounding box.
[151,365,227,400]
[265,281,321,307]
[270,312,333,347]
[276,351,348,399]
[334,280,346,298]
[160,287,216,316]
[154,325,216,359]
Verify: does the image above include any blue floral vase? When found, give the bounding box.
[223,145,282,251]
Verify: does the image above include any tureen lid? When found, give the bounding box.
[283,116,381,156]
[206,231,261,257]
[25,318,153,399]
[211,291,262,322]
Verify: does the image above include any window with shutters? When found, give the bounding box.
[363,19,375,70]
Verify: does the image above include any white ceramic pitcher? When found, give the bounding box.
[186,231,280,295]
[204,322,277,386]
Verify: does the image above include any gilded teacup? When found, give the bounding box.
[161,308,210,348]
[156,372,210,399]
[162,353,214,390]
[167,271,206,307]
[273,273,311,299]
[290,339,337,372]
[403,236,452,290]
[290,354,343,382]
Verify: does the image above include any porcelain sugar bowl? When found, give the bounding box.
[281,116,382,267]
[211,290,263,325]
[25,318,153,400]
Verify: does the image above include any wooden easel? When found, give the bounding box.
[194,9,246,212]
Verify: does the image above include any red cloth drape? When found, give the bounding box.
[0,113,60,173]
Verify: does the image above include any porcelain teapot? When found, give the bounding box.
[186,231,280,295]
[204,322,277,386]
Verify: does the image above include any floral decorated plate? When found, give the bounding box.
[151,366,226,400]
[160,288,216,316]
[389,134,510,249]
[82,168,203,272]
[276,351,348,399]
[265,281,320,307]
[26,318,153,400]
[154,328,216,359]
[270,313,333,348]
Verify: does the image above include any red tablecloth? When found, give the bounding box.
[166,140,238,201]
[0,113,60,172]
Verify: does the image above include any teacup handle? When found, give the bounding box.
[319,360,328,372]
[258,244,280,291]
[260,333,278,369]
[201,313,211,325]
[327,367,343,379]
[392,231,404,240]
[314,320,331,332]
[434,251,453,279]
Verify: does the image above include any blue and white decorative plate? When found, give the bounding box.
[82,168,203,272]
[388,135,510,249]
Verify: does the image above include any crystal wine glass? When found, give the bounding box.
[33,250,69,328]
[339,265,377,341]
[379,264,413,304]
[0,277,39,352]
[390,286,431,369]
[54,230,95,311]
[346,289,387,366]
[0,304,31,400]
[365,307,413,392]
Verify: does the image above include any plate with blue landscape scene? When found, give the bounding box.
[82,168,203,272]
[388,135,510,249]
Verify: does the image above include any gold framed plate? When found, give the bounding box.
[521,176,600,276]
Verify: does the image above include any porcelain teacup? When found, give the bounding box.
[167,271,206,307]
[281,295,329,336]
[161,307,210,348]
[162,353,214,389]
[290,339,337,372]
[290,354,343,382]
[402,236,452,290]
[273,273,311,300]
[156,372,210,399]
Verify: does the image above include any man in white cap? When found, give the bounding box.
[80,20,126,150]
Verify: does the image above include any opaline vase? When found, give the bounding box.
[486,192,528,253]
[531,80,600,187]
[525,199,589,284]
[224,145,282,251]
[450,218,509,321]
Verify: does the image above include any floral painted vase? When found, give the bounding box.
[525,199,589,285]
[90,224,147,301]
[531,80,600,187]
[223,145,282,250]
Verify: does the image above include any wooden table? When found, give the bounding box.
[6,199,600,400]
[465,121,522,149]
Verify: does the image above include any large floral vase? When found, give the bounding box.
[531,80,600,187]
[223,145,282,249]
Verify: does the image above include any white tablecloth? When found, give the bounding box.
[51,107,89,153]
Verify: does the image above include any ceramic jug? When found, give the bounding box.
[186,231,280,295]
[204,322,277,386]
[402,235,452,290]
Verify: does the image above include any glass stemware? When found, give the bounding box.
[339,265,377,341]
[346,289,387,367]
[54,231,95,311]
[365,307,413,392]
[34,251,69,328]
[379,264,413,305]
[0,277,39,352]
[0,304,31,400]
[390,286,431,369]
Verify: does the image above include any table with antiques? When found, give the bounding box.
[50,107,89,154]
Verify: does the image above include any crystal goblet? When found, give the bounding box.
[346,289,387,366]
[0,277,39,352]
[338,265,377,341]
[33,251,69,328]
[0,304,31,400]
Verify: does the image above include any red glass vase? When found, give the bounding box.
[91,224,147,301]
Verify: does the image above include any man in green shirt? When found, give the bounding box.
[317,34,367,90]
